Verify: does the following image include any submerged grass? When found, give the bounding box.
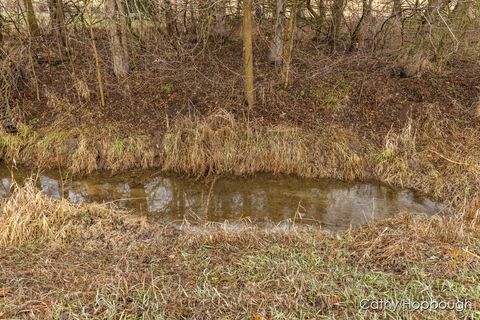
[0,182,478,318]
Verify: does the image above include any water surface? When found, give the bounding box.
[0,167,443,230]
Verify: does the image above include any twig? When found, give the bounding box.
[430,150,480,172]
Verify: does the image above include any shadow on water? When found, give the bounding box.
[0,166,445,231]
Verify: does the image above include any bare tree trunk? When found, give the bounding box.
[164,0,176,37]
[212,1,228,40]
[317,0,326,31]
[393,0,402,20]
[436,0,472,58]
[269,0,285,65]
[282,0,299,87]
[392,0,404,45]
[106,0,129,79]
[328,0,345,51]
[349,0,372,51]
[475,97,480,117]
[48,0,69,56]
[243,0,254,109]
[0,15,3,47]
[305,0,326,37]
[23,0,40,36]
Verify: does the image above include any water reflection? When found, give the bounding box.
[0,167,445,229]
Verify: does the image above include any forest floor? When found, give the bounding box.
[1,36,480,318]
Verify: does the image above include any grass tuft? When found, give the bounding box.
[0,178,149,248]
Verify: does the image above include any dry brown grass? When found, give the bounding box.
[0,178,153,248]
[350,213,480,273]
[374,105,480,219]
[0,107,478,221]
[0,202,479,319]
[162,110,364,180]
[0,125,157,175]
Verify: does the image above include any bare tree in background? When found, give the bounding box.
[106,0,129,79]
[164,0,176,37]
[398,0,448,77]
[212,1,228,40]
[282,0,299,87]
[349,0,373,51]
[23,0,40,36]
[269,0,285,65]
[306,0,326,38]
[48,0,69,56]
[243,0,254,109]
[328,0,345,51]
[0,15,3,46]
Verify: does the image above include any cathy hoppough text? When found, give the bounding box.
[359,299,473,312]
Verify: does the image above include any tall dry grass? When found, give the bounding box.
[0,178,149,248]
[374,106,480,220]
[162,110,364,180]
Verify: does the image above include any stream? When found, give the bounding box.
[0,167,444,230]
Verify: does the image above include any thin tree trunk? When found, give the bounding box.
[243,0,254,109]
[88,21,105,107]
[212,1,227,40]
[392,0,404,45]
[317,0,326,31]
[165,0,176,37]
[282,0,299,88]
[349,0,372,51]
[305,0,326,37]
[0,15,3,47]
[48,0,69,56]
[393,0,402,20]
[23,0,40,36]
[436,0,471,58]
[328,0,345,51]
[106,0,129,79]
[269,0,285,65]
[475,97,480,117]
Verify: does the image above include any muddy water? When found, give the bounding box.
[0,167,444,230]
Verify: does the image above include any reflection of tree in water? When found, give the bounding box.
[0,169,444,227]
[0,177,12,199]
[144,177,174,212]
[39,176,61,200]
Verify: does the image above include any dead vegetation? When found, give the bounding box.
[162,110,363,180]
[0,178,154,248]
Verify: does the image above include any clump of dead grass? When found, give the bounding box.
[0,124,158,175]
[374,106,480,219]
[162,110,364,180]
[350,213,480,273]
[0,178,152,248]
